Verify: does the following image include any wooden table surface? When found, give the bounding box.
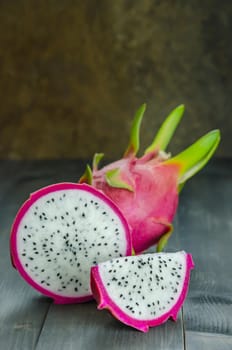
[0,159,231,350]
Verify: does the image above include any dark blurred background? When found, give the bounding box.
[0,0,231,159]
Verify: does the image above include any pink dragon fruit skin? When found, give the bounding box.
[10,183,132,304]
[92,159,180,253]
[91,252,194,332]
[80,104,220,253]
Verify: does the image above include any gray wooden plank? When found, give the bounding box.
[36,302,184,350]
[0,162,54,350]
[185,331,232,350]
[177,160,232,347]
[5,159,231,349]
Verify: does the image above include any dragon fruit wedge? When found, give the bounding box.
[91,251,194,332]
[80,104,220,253]
[10,183,132,304]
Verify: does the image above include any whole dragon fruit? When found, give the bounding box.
[80,104,220,253]
[91,251,194,332]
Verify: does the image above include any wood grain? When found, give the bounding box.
[177,160,232,343]
[36,303,184,350]
[0,162,52,350]
[186,331,232,350]
[0,159,231,349]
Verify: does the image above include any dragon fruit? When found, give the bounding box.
[80,104,220,253]
[10,183,132,304]
[91,251,194,332]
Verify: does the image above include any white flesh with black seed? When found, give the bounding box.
[97,252,187,320]
[17,189,128,298]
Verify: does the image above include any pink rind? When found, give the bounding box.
[90,252,194,332]
[10,182,132,304]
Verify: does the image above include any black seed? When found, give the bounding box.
[82,213,85,218]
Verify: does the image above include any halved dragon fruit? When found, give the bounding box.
[10,183,132,304]
[91,251,194,332]
[80,104,220,253]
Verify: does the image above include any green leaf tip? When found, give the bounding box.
[145,104,185,154]
[124,103,146,158]
[79,164,93,185]
[92,153,104,171]
[105,168,134,192]
[156,224,173,252]
[167,129,221,185]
